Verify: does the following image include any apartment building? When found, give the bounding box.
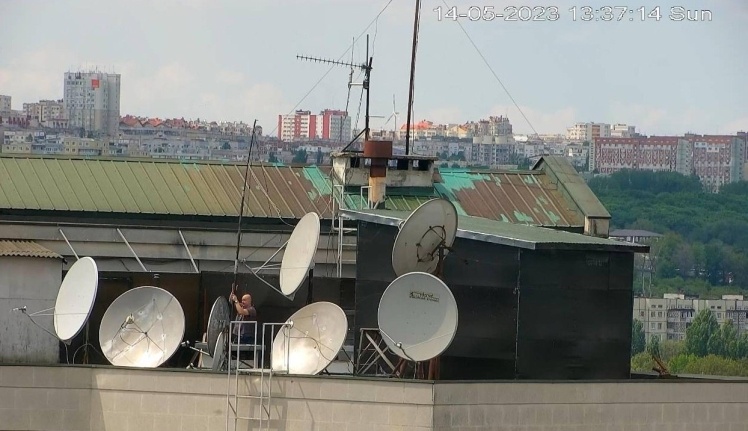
[0,95,11,111]
[634,295,748,342]
[64,71,121,136]
[317,109,351,143]
[23,99,65,123]
[590,135,747,192]
[566,122,611,142]
[611,124,636,138]
[278,110,317,141]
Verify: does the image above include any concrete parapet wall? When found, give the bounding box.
[1,365,748,430]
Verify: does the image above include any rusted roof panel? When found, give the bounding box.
[0,240,62,259]
[0,155,334,219]
[532,156,610,219]
[436,169,583,227]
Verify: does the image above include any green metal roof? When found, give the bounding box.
[340,207,647,253]
[532,156,610,219]
[0,155,334,218]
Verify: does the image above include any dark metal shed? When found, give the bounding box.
[341,208,649,380]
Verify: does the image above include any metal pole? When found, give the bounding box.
[233,119,258,289]
[405,0,422,155]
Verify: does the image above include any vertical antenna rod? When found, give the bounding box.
[364,34,371,142]
[405,0,422,155]
[233,119,259,288]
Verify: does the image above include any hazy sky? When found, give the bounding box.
[1,0,746,136]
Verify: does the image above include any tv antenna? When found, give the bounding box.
[297,34,373,150]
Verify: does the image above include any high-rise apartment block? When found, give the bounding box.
[63,71,121,136]
[277,109,352,142]
[317,109,351,143]
[0,95,11,112]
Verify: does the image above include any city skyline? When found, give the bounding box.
[1,0,746,136]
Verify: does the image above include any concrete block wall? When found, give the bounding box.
[0,365,433,431]
[3,365,748,431]
[433,381,748,430]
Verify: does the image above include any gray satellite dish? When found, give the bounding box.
[207,296,230,357]
[211,331,227,372]
[392,198,458,277]
[378,272,458,362]
[99,286,186,368]
[53,257,99,342]
[250,212,321,299]
[271,301,348,375]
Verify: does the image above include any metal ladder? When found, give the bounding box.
[332,184,358,278]
[225,321,291,431]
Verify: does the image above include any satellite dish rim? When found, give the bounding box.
[207,296,230,357]
[391,198,459,277]
[99,285,186,368]
[377,271,459,362]
[211,331,226,372]
[270,301,348,375]
[53,256,99,342]
[279,212,321,297]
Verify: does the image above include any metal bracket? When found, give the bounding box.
[178,230,199,273]
[116,228,148,272]
[58,228,79,260]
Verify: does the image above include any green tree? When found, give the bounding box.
[646,336,661,358]
[292,149,308,164]
[631,319,645,355]
[316,147,323,165]
[685,309,719,357]
[268,152,278,163]
[221,142,231,150]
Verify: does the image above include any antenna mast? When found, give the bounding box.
[233,119,259,289]
[405,0,422,155]
[297,34,373,150]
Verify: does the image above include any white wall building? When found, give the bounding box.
[566,122,611,142]
[63,71,121,136]
[611,123,636,138]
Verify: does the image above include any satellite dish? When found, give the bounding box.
[207,296,230,356]
[211,331,226,372]
[392,198,458,277]
[280,212,321,296]
[53,257,99,342]
[249,211,321,299]
[378,272,459,362]
[99,286,186,368]
[271,301,347,375]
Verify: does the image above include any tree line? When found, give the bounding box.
[631,309,748,377]
[588,170,748,297]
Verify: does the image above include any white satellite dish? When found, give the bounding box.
[249,212,321,299]
[392,198,458,277]
[271,301,348,375]
[207,296,230,356]
[54,256,99,342]
[211,331,227,372]
[378,272,458,362]
[99,286,186,368]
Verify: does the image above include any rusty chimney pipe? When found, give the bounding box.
[363,140,393,209]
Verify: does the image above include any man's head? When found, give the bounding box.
[241,294,252,307]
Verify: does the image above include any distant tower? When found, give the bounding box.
[63,70,121,136]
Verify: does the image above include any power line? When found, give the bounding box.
[440,0,539,136]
